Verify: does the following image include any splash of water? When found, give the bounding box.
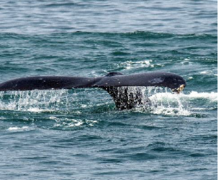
[146,89,217,116]
[121,86,217,116]
[121,86,191,116]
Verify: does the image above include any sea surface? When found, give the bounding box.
[0,0,217,179]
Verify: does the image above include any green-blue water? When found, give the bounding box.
[0,1,217,179]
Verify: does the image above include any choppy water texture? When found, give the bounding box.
[0,0,217,179]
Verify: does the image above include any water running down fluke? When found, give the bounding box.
[0,87,216,116]
[0,90,70,112]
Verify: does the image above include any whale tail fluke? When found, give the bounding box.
[0,72,186,109]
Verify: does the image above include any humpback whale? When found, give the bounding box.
[0,72,186,110]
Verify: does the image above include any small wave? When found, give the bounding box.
[185,91,217,102]
[60,31,217,40]
[150,91,217,102]
[7,126,32,132]
[51,117,98,129]
[0,31,216,48]
[25,108,55,113]
[118,60,155,70]
[199,70,217,76]
[43,2,84,8]
[150,107,191,116]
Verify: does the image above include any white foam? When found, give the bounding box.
[186,91,217,101]
[150,91,217,102]
[26,108,54,113]
[53,118,98,128]
[8,126,29,131]
[151,107,191,116]
[120,60,154,70]
[200,70,217,76]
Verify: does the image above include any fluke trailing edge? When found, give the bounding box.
[0,72,186,110]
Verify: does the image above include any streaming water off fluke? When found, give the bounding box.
[0,87,216,117]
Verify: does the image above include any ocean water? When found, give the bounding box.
[0,0,217,179]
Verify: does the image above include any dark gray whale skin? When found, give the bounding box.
[0,72,186,109]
